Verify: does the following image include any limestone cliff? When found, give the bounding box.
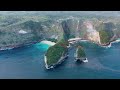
[84,21,101,44]
[0,16,118,49]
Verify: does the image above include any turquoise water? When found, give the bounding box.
[0,41,120,79]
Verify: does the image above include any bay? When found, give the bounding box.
[0,41,120,79]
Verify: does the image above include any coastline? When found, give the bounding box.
[99,39,120,48]
[0,40,56,51]
[0,44,24,51]
[44,55,51,69]
[68,37,112,48]
[111,39,120,44]
[1,38,120,51]
[79,38,120,48]
[40,40,56,46]
[98,42,111,48]
[44,54,68,69]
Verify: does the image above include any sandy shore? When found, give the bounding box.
[41,40,56,46]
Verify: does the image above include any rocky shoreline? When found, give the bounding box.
[74,46,88,63]
[98,39,120,48]
[0,44,24,51]
[75,57,88,63]
[1,37,119,51]
[1,38,120,70]
[0,41,40,51]
[44,53,68,69]
[44,38,120,69]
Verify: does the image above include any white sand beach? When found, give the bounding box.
[41,40,56,46]
[68,38,81,42]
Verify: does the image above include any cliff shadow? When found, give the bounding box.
[75,60,85,66]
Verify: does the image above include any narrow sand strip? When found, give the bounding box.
[41,40,56,46]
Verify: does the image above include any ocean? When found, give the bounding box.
[0,40,120,79]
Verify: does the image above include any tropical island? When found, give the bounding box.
[0,11,120,69]
[44,39,69,69]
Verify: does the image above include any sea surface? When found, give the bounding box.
[0,40,120,79]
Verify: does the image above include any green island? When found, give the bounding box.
[45,39,68,67]
[74,45,88,62]
[76,46,86,58]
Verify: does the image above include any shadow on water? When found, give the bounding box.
[75,61,85,66]
[75,60,85,66]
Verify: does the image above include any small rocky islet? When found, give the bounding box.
[74,45,88,63]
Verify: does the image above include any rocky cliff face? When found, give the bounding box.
[0,16,118,49]
[83,21,101,44]
[61,19,115,46]
[97,22,115,45]
[0,19,64,49]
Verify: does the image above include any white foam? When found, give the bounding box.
[111,39,120,44]
[68,38,81,41]
[44,55,50,69]
[101,39,120,48]
[101,43,112,48]
[83,58,88,63]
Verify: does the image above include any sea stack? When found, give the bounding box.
[44,39,68,69]
[74,46,88,63]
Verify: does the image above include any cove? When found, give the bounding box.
[0,41,120,79]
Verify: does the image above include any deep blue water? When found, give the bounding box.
[0,41,120,79]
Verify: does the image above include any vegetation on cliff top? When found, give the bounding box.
[99,30,110,44]
[45,39,68,66]
[0,13,118,49]
[98,22,114,44]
